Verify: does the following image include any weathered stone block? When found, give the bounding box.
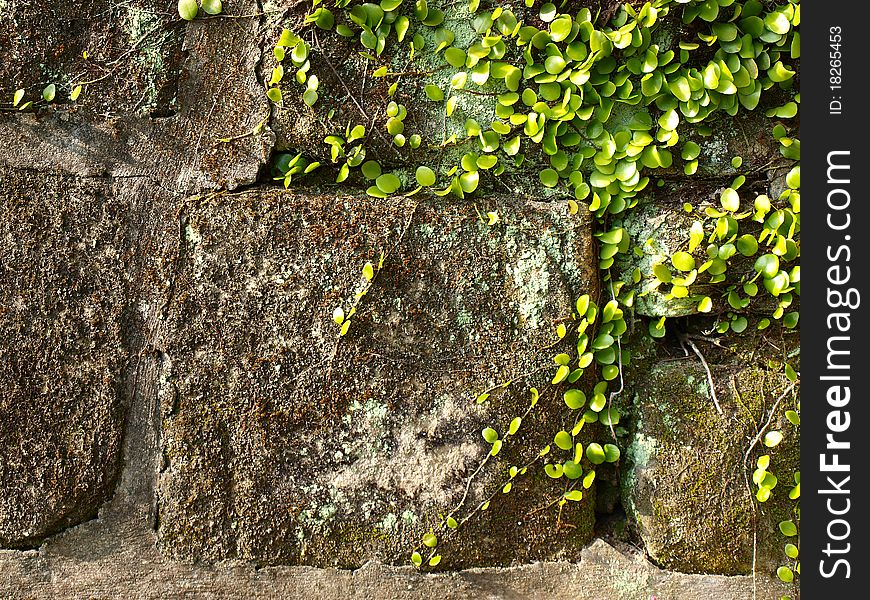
[157,191,599,567]
[0,0,185,116]
[0,167,129,547]
[621,359,799,575]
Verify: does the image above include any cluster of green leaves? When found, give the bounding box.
[407,293,629,568]
[750,367,800,593]
[178,0,223,21]
[331,251,385,338]
[272,151,321,187]
[8,80,81,112]
[271,0,796,209]
[646,133,799,331]
[268,29,312,105]
[281,0,801,576]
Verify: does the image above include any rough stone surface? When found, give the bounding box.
[0,0,798,597]
[0,0,185,117]
[621,354,799,575]
[157,191,599,567]
[0,534,790,600]
[616,160,796,318]
[0,167,128,548]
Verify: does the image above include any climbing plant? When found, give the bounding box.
[2,0,800,591]
[265,0,800,584]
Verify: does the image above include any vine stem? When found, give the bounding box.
[685,337,723,415]
[741,380,798,471]
[324,201,419,383]
[605,275,625,440]
[311,29,405,161]
[473,365,549,401]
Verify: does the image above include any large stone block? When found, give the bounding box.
[0,0,185,116]
[157,191,599,567]
[621,358,799,575]
[0,167,130,547]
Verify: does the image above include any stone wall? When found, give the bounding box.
[1,1,798,598]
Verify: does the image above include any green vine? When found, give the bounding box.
[269,0,800,583]
[2,0,801,590]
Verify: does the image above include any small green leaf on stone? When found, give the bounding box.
[201,0,222,15]
[554,430,573,451]
[586,443,606,464]
[721,188,740,211]
[777,566,794,583]
[482,427,498,444]
[416,166,436,187]
[564,389,586,410]
[425,84,444,101]
[779,520,798,537]
[42,84,56,102]
[178,0,198,21]
[764,430,783,447]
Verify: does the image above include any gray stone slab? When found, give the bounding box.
[157,191,599,568]
[0,167,128,547]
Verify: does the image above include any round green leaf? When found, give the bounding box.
[416,166,436,187]
[599,408,620,426]
[201,0,223,15]
[425,84,444,101]
[303,89,318,107]
[539,168,559,188]
[764,430,783,447]
[554,430,573,451]
[681,141,701,161]
[779,520,798,537]
[737,234,759,256]
[445,47,466,68]
[786,166,800,189]
[362,161,382,180]
[586,443,606,464]
[482,427,498,444]
[42,83,56,102]
[178,0,198,20]
[545,463,563,478]
[564,389,586,410]
[776,566,794,583]
[564,490,584,501]
[754,254,780,279]
[376,173,401,194]
[671,251,696,272]
[552,364,570,384]
[563,460,583,480]
[720,188,740,212]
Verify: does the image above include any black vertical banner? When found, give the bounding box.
[803,1,869,596]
